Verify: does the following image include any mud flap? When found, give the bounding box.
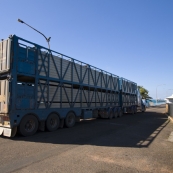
[3,128,12,137]
[0,127,17,137]
[0,127,3,135]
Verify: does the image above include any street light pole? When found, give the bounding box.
[156,84,166,105]
[18,19,51,49]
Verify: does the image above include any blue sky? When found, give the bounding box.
[1,0,173,99]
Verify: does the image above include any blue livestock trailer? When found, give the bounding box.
[0,35,145,137]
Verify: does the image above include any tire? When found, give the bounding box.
[142,106,146,112]
[134,107,137,114]
[114,111,118,118]
[113,108,118,118]
[118,110,122,117]
[65,112,76,128]
[109,111,113,119]
[46,113,60,132]
[19,115,38,137]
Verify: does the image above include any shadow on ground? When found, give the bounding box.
[11,106,168,148]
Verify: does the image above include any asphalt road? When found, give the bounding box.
[0,105,173,173]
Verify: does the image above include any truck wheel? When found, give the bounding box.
[19,115,38,137]
[65,112,76,128]
[46,113,60,132]
[134,107,137,114]
[109,111,113,119]
[114,111,118,118]
[142,106,146,112]
[118,111,122,117]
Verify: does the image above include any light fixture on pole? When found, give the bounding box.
[156,84,166,105]
[18,19,51,49]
